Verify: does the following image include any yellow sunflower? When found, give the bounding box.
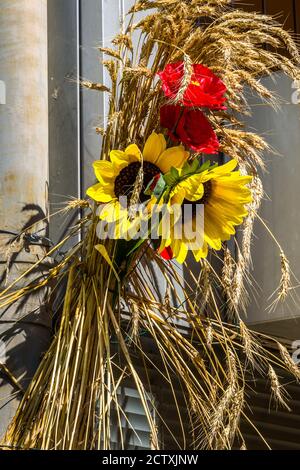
[157,159,253,263]
[87,133,189,238]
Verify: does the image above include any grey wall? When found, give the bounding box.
[81,0,135,191]
[48,0,81,244]
[48,0,129,241]
[244,72,300,338]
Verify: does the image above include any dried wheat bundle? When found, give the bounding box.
[1,0,300,451]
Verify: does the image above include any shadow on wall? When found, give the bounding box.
[0,204,53,440]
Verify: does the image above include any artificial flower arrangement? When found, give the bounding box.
[1,0,300,451]
[87,62,252,264]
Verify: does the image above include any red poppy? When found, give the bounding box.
[158,62,227,109]
[160,246,174,260]
[160,105,220,154]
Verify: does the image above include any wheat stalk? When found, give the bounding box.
[1,0,300,451]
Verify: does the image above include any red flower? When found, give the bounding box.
[158,62,227,109]
[160,105,220,154]
[160,247,174,260]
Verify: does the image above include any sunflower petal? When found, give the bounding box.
[194,243,208,261]
[204,212,227,249]
[179,176,204,201]
[156,146,189,174]
[143,133,167,164]
[209,158,238,176]
[86,182,114,203]
[125,144,142,160]
[93,161,115,184]
[99,200,126,223]
[157,158,251,262]
[110,150,128,166]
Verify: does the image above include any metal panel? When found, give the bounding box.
[49,1,143,210]
[80,0,128,191]
[80,0,104,192]
[48,0,81,243]
[264,0,295,31]
[234,1,300,33]
[233,0,264,12]
[123,337,300,450]
[296,1,300,34]
[239,370,300,450]
[243,72,300,335]
[109,388,153,450]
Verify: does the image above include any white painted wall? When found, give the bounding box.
[0,0,50,439]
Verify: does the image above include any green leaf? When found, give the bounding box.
[144,173,166,199]
[190,158,201,173]
[163,166,180,186]
[170,166,179,179]
[153,177,166,199]
[197,160,212,173]
[164,173,177,186]
[181,158,201,177]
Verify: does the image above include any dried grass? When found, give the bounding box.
[1,0,300,451]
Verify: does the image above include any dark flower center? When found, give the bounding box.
[114,161,161,203]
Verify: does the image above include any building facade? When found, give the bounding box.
[0,0,300,449]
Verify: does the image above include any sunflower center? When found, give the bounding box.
[114,161,161,203]
[182,181,212,219]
